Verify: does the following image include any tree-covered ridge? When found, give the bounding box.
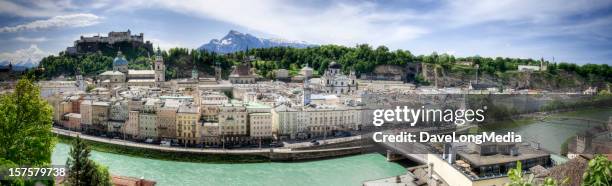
[33,44,611,84]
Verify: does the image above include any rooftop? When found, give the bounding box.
[100,71,124,76]
[458,144,550,167]
[92,101,110,106]
[160,95,193,100]
[178,105,199,113]
[127,79,155,82]
[64,113,81,118]
[310,94,338,100]
[128,70,155,75]
[246,101,271,109]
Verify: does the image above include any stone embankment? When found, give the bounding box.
[53,128,369,161]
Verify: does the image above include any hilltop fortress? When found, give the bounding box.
[66,30,153,55]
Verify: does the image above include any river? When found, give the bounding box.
[52,143,406,186]
[51,108,610,185]
[496,108,611,154]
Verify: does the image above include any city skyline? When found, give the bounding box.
[1,0,612,67]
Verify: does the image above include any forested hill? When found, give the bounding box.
[32,44,611,90]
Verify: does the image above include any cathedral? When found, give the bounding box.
[313,61,357,94]
[229,55,258,84]
[99,50,165,88]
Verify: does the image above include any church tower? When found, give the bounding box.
[192,65,198,79]
[303,77,311,105]
[154,47,165,83]
[76,68,85,91]
[214,62,222,81]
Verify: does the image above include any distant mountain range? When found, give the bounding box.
[0,45,49,71]
[198,30,314,53]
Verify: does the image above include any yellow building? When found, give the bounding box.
[176,105,201,145]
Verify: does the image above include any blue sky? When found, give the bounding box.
[1,0,611,67]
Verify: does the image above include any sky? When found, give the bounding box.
[1,0,611,67]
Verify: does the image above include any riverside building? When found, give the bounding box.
[176,104,201,145]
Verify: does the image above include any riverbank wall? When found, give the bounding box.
[54,129,370,163]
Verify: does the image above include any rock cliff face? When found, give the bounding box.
[420,64,602,91]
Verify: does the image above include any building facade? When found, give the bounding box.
[249,113,272,139]
[124,110,140,138]
[176,105,201,145]
[318,62,357,94]
[218,101,249,145]
[157,106,178,140]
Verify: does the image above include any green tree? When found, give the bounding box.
[582,155,612,186]
[0,78,56,165]
[0,78,56,185]
[507,161,568,186]
[91,162,112,186]
[65,136,112,186]
[86,85,95,93]
[507,161,534,186]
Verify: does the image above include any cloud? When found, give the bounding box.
[14,36,48,42]
[110,0,428,46]
[0,45,50,68]
[438,0,612,26]
[148,37,184,51]
[0,13,102,32]
[0,0,76,17]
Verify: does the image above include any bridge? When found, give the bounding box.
[372,124,476,164]
[378,140,432,164]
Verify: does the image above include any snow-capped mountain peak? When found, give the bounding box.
[198,30,315,53]
[0,44,50,70]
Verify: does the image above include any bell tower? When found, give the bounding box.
[76,68,85,91]
[154,47,165,84]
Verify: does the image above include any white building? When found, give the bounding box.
[139,112,157,140]
[304,105,361,137]
[200,91,229,121]
[272,105,308,139]
[316,61,357,94]
[138,99,159,139]
[300,65,313,78]
[109,101,128,121]
[249,113,272,138]
[99,51,159,88]
[39,81,79,98]
[275,69,289,79]
[218,100,249,144]
[518,65,540,72]
[518,58,547,72]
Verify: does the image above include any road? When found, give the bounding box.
[53,128,278,154]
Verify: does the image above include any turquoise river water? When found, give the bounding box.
[52,144,406,186]
[51,108,611,186]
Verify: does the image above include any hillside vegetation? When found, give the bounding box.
[31,44,611,90]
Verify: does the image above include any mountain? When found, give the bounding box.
[198,30,314,53]
[0,45,49,71]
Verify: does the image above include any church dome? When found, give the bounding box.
[328,61,341,69]
[113,51,128,66]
